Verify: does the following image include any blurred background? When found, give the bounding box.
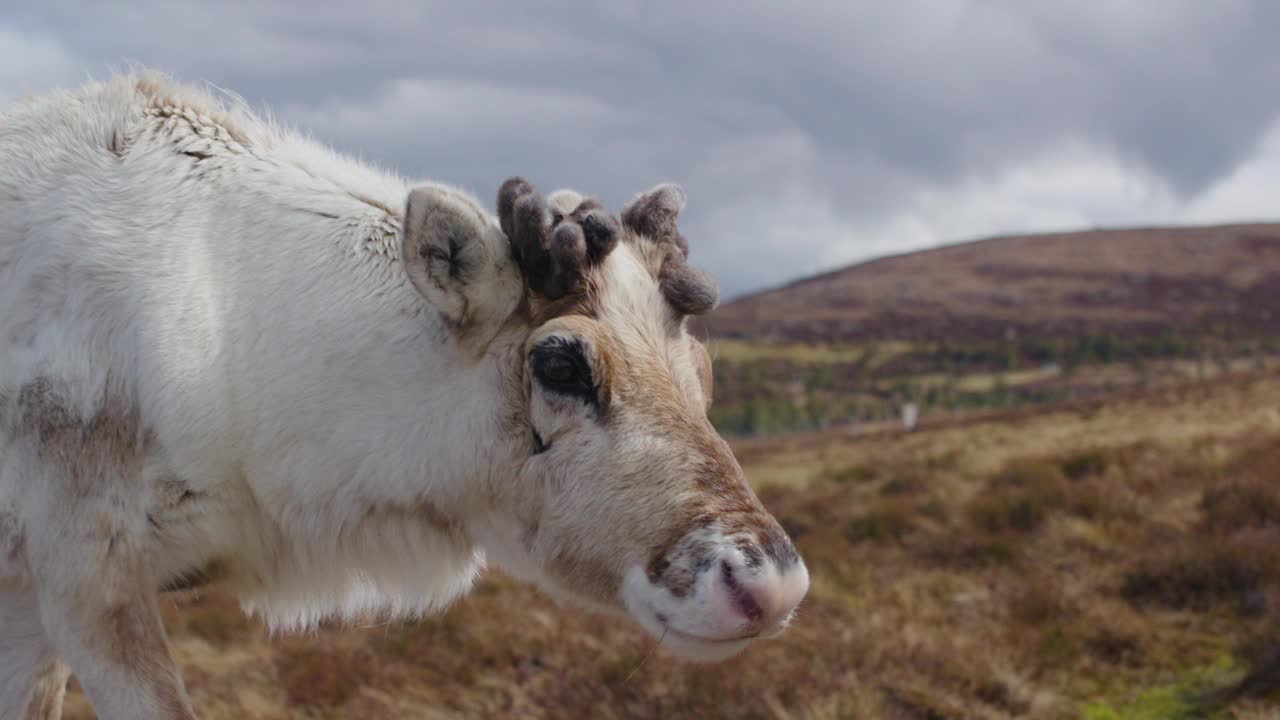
[6,2,1280,717]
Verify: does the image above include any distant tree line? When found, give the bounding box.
[709,331,1280,437]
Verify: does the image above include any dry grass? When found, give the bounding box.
[63,371,1280,719]
[706,338,893,365]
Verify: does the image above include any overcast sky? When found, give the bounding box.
[4,1,1280,299]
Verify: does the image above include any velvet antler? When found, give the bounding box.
[621,183,719,316]
[498,177,619,300]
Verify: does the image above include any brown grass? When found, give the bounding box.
[275,642,377,710]
[1120,536,1276,612]
[1059,449,1109,481]
[1200,481,1280,533]
[61,370,1280,719]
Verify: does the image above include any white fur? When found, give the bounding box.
[0,73,504,620]
[0,73,536,718]
[0,72,806,718]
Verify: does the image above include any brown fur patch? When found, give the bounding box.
[547,550,623,606]
[13,380,150,500]
[647,534,718,598]
[81,543,195,718]
[136,76,251,147]
[12,380,196,717]
[107,129,128,159]
[12,378,76,436]
[19,658,68,720]
[1,511,23,571]
[158,558,230,594]
[348,500,470,551]
[755,523,801,569]
[528,285,600,327]
[416,498,467,539]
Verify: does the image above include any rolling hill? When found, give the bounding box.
[699,222,1280,344]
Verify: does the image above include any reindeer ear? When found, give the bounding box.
[402,185,520,334]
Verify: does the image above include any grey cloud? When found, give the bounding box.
[3,1,1280,298]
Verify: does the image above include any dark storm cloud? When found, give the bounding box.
[4,1,1280,297]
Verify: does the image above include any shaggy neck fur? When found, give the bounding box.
[0,73,538,629]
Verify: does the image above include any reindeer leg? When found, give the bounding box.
[0,584,70,720]
[4,399,196,720]
[28,542,195,720]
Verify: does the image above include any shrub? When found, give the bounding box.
[1120,535,1279,611]
[879,467,927,496]
[917,499,949,523]
[844,506,912,544]
[1085,625,1141,666]
[971,493,1052,533]
[1061,450,1108,481]
[991,460,1062,488]
[831,464,877,484]
[1200,481,1280,532]
[971,460,1069,534]
[921,533,1017,569]
[1009,583,1068,625]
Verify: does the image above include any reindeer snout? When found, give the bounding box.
[713,552,808,634]
[626,522,809,657]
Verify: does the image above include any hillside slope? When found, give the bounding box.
[700,222,1280,343]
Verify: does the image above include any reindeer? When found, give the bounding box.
[0,74,808,719]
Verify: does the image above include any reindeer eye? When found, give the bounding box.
[541,356,576,384]
[531,338,596,403]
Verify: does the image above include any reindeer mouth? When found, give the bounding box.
[652,604,795,644]
[643,617,761,663]
[659,622,762,645]
[620,598,766,662]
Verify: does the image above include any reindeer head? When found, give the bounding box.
[471,177,809,661]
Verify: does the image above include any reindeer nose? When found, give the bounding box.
[630,522,810,651]
[713,550,809,633]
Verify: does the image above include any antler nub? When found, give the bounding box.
[621,183,719,316]
[498,176,619,300]
[659,255,719,315]
[621,183,686,248]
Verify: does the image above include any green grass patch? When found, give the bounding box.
[1081,656,1242,720]
[831,463,878,484]
[707,338,892,364]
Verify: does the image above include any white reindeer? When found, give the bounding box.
[0,74,809,719]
